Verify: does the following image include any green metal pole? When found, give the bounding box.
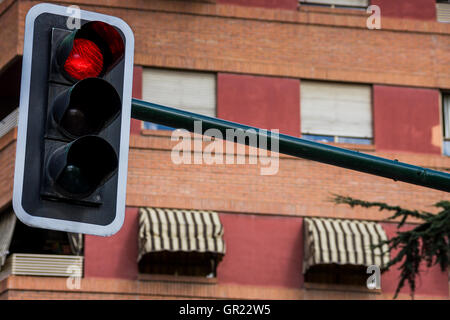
[131,98,450,193]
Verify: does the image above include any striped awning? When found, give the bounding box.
[138,208,226,262]
[67,233,83,256]
[0,210,17,267]
[303,217,390,273]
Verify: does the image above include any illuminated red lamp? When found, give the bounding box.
[57,21,125,82]
[64,38,104,80]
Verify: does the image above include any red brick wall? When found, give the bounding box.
[0,0,19,76]
[217,213,303,288]
[127,134,450,219]
[1,274,445,300]
[373,85,441,154]
[84,208,139,279]
[217,73,300,136]
[371,0,437,21]
[218,0,298,10]
[10,1,450,90]
[381,222,449,298]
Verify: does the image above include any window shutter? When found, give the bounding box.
[142,68,216,117]
[437,2,450,23]
[300,81,372,138]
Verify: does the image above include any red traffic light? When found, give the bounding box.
[14,3,134,236]
[64,38,104,80]
[57,21,125,82]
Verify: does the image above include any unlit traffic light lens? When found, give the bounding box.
[48,136,118,197]
[52,78,121,138]
[64,38,104,80]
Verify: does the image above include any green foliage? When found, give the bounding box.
[333,195,450,299]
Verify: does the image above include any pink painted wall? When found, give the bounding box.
[84,207,139,279]
[84,208,304,288]
[381,222,448,298]
[371,0,437,21]
[373,85,441,154]
[217,213,303,288]
[217,73,301,136]
[83,207,448,298]
[130,66,142,135]
[217,0,298,10]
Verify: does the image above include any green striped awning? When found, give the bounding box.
[138,208,226,262]
[303,217,390,273]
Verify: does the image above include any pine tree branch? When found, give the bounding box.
[333,195,450,299]
[332,194,432,226]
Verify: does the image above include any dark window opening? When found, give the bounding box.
[138,251,220,277]
[0,57,22,120]
[9,220,74,256]
[305,264,368,286]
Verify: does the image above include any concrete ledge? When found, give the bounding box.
[0,275,446,300]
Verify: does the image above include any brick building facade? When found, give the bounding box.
[0,0,449,299]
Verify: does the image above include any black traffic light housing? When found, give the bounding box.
[13,4,134,236]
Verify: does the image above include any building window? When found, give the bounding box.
[437,1,450,23]
[142,68,216,130]
[8,219,76,256]
[305,264,368,286]
[302,134,372,145]
[443,94,450,156]
[139,252,219,277]
[300,81,373,144]
[0,210,83,280]
[299,0,368,10]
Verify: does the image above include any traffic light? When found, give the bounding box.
[13,3,134,236]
